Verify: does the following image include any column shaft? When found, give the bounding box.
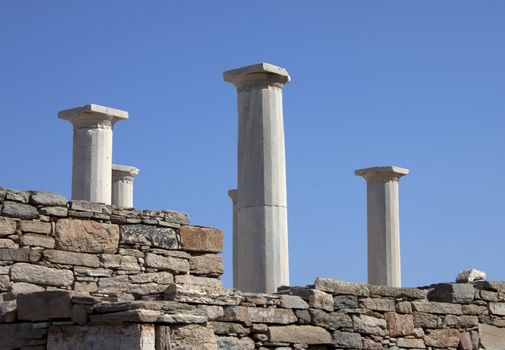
[112,165,139,208]
[224,63,290,293]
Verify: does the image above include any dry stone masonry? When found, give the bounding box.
[1,186,504,349]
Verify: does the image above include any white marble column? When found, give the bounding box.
[355,166,409,287]
[224,63,290,293]
[112,165,139,208]
[58,104,128,204]
[227,189,238,286]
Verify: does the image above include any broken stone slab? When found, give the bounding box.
[2,201,38,219]
[164,283,243,306]
[456,268,487,283]
[427,283,475,303]
[6,190,30,203]
[120,224,178,249]
[29,191,67,206]
[268,325,332,344]
[47,324,155,350]
[314,277,370,297]
[0,217,17,236]
[10,263,74,287]
[55,218,119,254]
[17,291,71,321]
[284,287,334,311]
[179,225,224,253]
[43,249,100,268]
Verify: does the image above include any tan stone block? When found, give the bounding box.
[174,274,223,288]
[362,297,395,312]
[189,254,224,276]
[424,329,460,348]
[10,263,73,287]
[0,217,17,237]
[269,325,332,344]
[19,220,51,234]
[55,218,119,254]
[43,249,100,268]
[20,233,55,248]
[385,312,414,336]
[397,338,425,348]
[221,306,296,324]
[145,253,188,273]
[0,239,18,249]
[180,225,223,253]
[170,324,217,349]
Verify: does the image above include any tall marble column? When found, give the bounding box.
[58,104,128,204]
[224,63,290,293]
[355,166,409,287]
[227,189,238,286]
[112,164,139,208]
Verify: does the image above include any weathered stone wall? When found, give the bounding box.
[1,186,504,350]
[0,187,224,300]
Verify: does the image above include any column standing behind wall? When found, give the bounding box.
[227,189,238,287]
[224,63,290,293]
[112,165,139,208]
[58,104,128,205]
[355,166,409,287]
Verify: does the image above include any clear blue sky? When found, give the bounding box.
[1,2,504,288]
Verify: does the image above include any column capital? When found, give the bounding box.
[224,62,290,89]
[355,166,409,182]
[112,164,139,183]
[58,104,128,128]
[228,189,237,202]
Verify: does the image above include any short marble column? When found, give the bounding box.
[112,165,139,208]
[224,63,290,293]
[355,166,409,287]
[58,104,128,204]
[227,189,238,286]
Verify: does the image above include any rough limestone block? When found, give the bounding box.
[208,322,249,335]
[43,249,100,268]
[97,276,129,294]
[361,297,395,312]
[179,226,223,253]
[129,272,173,284]
[221,306,296,324]
[217,336,254,349]
[412,301,462,315]
[0,247,31,262]
[352,315,387,336]
[163,210,190,225]
[314,277,370,297]
[424,329,460,348]
[164,284,242,306]
[19,220,52,234]
[145,253,189,273]
[174,274,223,288]
[47,324,155,350]
[0,274,9,292]
[368,284,427,299]
[269,325,332,344]
[475,281,505,293]
[169,324,217,350]
[20,233,55,248]
[189,254,224,276]
[55,218,119,254]
[10,263,74,287]
[479,324,505,350]
[489,302,505,316]
[30,191,67,206]
[17,291,71,321]
[287,287,334,311]
[396,338,426,348]
[444,314,479,327]
[0,238,18,249]
[40,206,68,217]
[310,309,353,330]
[384,312,414,336]
[413,312,440,328]
[427,283,475,303]
[279,295,309,309]
[2,201,38,219]
[6,190,30,203]
[121,224,178,249]
[332,330,363,349]
[0,217,17,236]
[11,282,44,294]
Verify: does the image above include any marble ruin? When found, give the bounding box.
[1,62,502,349]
